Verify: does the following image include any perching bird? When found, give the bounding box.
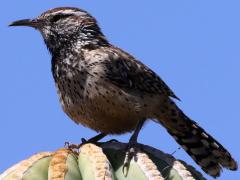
[9,7,237,177]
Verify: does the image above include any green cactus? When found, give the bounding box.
[0,142,206,180]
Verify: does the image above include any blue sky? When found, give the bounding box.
[1,1,239,179]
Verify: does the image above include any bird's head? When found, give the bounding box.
[9,7,108,54]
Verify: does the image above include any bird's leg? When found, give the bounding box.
[81,133,107,144]
[65,133,107,150]
[123,119,145,176]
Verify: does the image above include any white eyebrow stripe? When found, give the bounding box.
[52,9,87,16]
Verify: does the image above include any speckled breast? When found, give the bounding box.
[55,73,144,134]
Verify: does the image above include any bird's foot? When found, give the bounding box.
[122,120,145,176]
[64,142,81,152]
[64,139,99,152]
[64,133,107,151]
[122,141,140,176]
[64,138,88,151]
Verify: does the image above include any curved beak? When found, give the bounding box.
[9,19,39,28]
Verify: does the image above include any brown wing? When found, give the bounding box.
[103,47,180,100]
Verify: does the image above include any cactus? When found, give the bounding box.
[0,142,206,180]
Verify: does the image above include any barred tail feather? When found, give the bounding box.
[156,99,238,178]
[169,119,237,177]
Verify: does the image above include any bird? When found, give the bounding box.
[9,7,237,178]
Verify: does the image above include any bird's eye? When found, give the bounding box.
[51,14,72,23]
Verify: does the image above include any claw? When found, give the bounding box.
[122,144,139,176]
[64,139,95,151]
[65,142,81,150]
[122,120,145,176]
[122,147,135,176]
[64,139,90,151]
[64,142,81,154]
[64,141,78,149]
[64,142,70,148]
[122,160,130,176]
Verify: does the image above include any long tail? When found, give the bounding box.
[155,98,238,178]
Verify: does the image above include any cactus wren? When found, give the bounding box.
[10,7,237,177]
